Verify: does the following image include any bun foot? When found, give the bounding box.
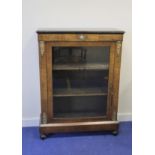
[112,130,118,136]
[40,134,47,140]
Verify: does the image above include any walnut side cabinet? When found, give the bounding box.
[37,29,124,139]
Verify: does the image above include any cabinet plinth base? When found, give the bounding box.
[39,121,119,137]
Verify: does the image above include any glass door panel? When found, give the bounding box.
[52,46,110,118]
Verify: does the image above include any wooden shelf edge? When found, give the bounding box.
[53,63,109,71]
[53,88,108,97]
[53,93,108,97]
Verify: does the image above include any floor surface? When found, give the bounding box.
[22,122,132,155]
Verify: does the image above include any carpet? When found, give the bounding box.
[22,122,132,155]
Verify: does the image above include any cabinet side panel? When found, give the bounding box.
[112,41,122,120]
[39,41,48,120]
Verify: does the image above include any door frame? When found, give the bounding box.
[45,41,116,123]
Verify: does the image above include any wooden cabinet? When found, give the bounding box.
[37,29,124,139]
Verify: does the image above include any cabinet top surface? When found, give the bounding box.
[37,28,125,34]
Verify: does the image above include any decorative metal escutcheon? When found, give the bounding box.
[79,34,85,40]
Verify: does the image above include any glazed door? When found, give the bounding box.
[46,42,115,122]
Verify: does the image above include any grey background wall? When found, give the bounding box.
[22,0,132,126]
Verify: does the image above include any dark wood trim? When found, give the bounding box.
[37,30,125,34]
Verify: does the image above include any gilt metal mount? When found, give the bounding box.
[112,111,117,121]
[42,112,47,124]
[40,41,45,56]
[116,41,122,56]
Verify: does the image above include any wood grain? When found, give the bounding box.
[46,42,53,121]
[107,43,115,120]
[112,41,122,120]
[38,41,48,118]
[38,34,123,41]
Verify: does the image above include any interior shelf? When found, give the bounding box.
[53,87,108,97]
[53,63,109,70]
